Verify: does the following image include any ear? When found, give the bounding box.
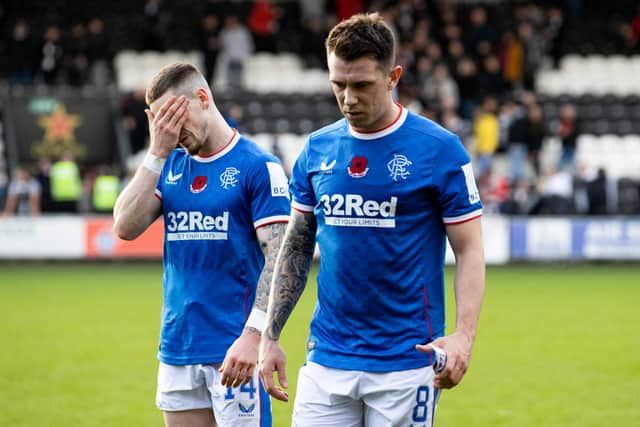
[196,88,210,109]
[388,65,403,90]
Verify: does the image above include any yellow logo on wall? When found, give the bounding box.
[32,105,86,159]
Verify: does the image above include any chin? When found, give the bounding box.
[349,120,373,131]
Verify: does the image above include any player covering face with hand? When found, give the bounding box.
[113,63,290,427]
[259,13,485,427]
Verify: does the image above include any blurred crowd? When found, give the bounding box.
[1,0,640,216]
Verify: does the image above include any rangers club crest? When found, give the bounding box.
[347,156,369,178]
[220,167,240,189]
[190,176,208,193]
[387,154,412,181]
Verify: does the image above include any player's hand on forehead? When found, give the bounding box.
[149,94,188,119]
[145,94,189,157]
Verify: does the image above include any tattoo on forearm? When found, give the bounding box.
[254,222,287,311]
[265,212,317,340]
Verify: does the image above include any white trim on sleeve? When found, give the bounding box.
[442,209,483,225]
[254,215,290,229]
[291,200,315,213]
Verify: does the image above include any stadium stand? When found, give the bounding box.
[0,0,639,215]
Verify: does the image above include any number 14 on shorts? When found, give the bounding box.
[224,379,257,401]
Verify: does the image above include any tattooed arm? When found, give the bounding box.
[259,209,318,401]
[251,221,289,315]
[220,221,288,388]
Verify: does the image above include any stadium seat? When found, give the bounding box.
[247,133,276,154]
[275,133,306,175]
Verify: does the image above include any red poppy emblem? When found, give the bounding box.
[190,176,208,193]
[348,156,369,178]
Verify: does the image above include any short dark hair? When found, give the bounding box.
[145,62,205,105]
[325,13,396,70]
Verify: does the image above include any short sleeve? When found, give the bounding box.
[249,158,291,228]
[289,142,316,213]
[434,135,483,224]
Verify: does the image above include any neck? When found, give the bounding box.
[353,101,401,133]
[199,112,234,157]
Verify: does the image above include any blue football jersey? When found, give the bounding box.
[290,106,482,372]
[155,130,290,365]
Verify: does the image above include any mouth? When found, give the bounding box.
[344,111,363,119]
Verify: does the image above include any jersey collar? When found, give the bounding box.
[348,103,408,140]
[193,129,240,163]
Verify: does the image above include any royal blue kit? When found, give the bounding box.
[289,106,483,372]
[154,130,290,365]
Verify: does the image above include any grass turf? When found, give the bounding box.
[0,263,638,426]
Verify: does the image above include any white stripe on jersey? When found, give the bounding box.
[292,200,314,213]
[192,130,241,163]
[254,215,289,229]
[442,209,483,224]
[348,105,408,140]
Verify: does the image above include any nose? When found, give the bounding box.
[343,87,357,107]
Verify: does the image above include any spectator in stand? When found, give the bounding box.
[480,172,510,214]
[497,97,518,153]
[441,100,472,144]
[445,38,466,74]
[300,15,329,68]
[86,17,112,86]
[50,151,82,213]
[454,56,479,119]
[65,23,90,86]
[555,103,580,172]
[248,0,281,53]
[574,164,608,215]
[422,63,459,113]
[34,158,53,213]
[7,18,36,85]
[92,165,121,213]
[503,177,539,215]
[523,103,545,177]
[518,21,545,91]
[545,6,566,69]
[299,0,327,25]
[508,92,544,181]
[2,166,41,217]
[477,54,507,99]
[122,88,150,155]
[198,14,221,83]
[499,30,524,90]
[586,168,608,215]
[219,15,254,90]
[534,166,574,215]
[473,95,500,179]
[38,25,64,85]
[141,0,167,51]
[507,96,530,183]
[333,0,365,22]
[626,5,640,54]
[466,6,497,57]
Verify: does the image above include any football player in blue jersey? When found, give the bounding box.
[259,13,485,426]
[113,63,290,427]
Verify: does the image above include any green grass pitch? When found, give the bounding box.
[1,263,639,426]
